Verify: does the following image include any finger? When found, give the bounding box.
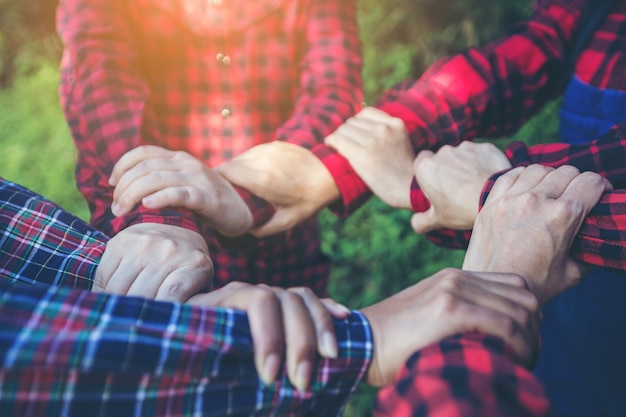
[559,170,613,213]
[324,128,367,155]
[483,166,525,204]
[153,265,213,303]
[92,247,123,292]
[412,149,435,174]
[454,273,539,312]
[504,164,555,196]
[453,302,536,367]
[100,256,143,296]
[320,298,351,318]
[114,170,183,216]
[290,287,339,359]
[141,186,218,215]
[410,206,442,234]
[110,145,175,185]
[457,273,540,335]
[277,290,318,392]
[530,165,582,199]
[240,287,286,386]
[125,265,171,299]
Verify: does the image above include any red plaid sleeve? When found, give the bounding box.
[57,0,203,237]
[275,0,362,148]
[374,332,553,417]
[375,0,585,149]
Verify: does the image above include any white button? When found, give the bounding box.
[216,53,231,66]
[221,108,232,118]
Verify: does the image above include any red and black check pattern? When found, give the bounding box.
[374,333,553,417]
[57,0,363,294]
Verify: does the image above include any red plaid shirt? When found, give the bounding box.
[57,0,363,294]
[375,333,553,417]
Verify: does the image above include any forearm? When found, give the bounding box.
[374,332,553,417]
[0,282,372,417]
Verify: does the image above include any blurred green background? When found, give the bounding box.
[0,0,558,415]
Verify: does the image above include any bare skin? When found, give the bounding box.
[325,107,415,209]
[110,145,253,236]
[217,141,341,236]
[411,141,512,233]
[463,165,612,304]
[188,282,350,392]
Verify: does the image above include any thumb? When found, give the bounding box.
[410,207,441,234]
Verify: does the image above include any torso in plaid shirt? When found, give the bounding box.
[57,0,363,294]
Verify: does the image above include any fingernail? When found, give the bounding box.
[111,203,120,216]
[108,175,116,185]
[294,361,311,392]
[142,196,153,207]
[260,354,280,385]
[333,302,350,317]
[322,331,338,359]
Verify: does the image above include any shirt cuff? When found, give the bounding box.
[311,144,371,217]
[232,185,276,228]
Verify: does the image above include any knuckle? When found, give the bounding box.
[433,292,460,316]
[162,280,191,298]
[556,165,581,176]
[223,281,249,291]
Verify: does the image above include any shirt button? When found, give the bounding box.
[221,108,232,118]
[216,53,231,66]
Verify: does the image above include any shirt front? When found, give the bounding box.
[57,0,363,293]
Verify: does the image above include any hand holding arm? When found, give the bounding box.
[324,107,415,209]
[110,145,253,236]
[410,141,511,233]
[463,165,612,304]
[188,282,349,392]
[361,268,540,387]
[93,223,213,302]
[217,141,340,237]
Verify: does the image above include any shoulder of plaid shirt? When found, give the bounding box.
[0,178,551,416]
[56,0,362,235]
[320,0,626,274]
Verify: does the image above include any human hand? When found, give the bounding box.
[94,223,213,302]
[361,268,540,387]
[325,107,415,209]
[109,145,253,237]
[217,141,340,237]
[463,165,612,304]
[410,141,512,233]
[188,282,350,392]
